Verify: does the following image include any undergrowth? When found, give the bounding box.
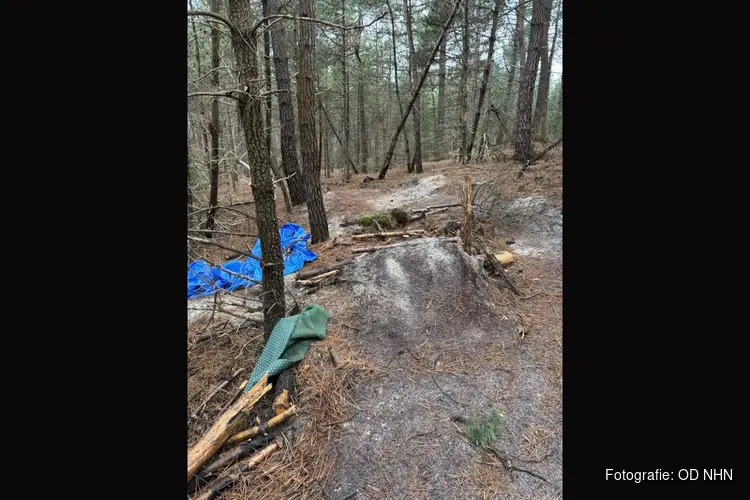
[465,408,505,448]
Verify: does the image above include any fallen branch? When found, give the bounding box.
[226,404,300,445]
[297,261,351,280]
[461,175,473,254]
[352,230,425,239]
[320,103,359,174]
[190,368,245,420]
[517,137,562,177]
[352,238,459,254]
[187,374,271,483]
[193,438,283,500]
[188,236,261,262]
[477,241,521,296]
[411,203,478,214]
[297,270,339,286]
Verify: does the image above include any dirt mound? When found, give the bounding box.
[324,238,560,499]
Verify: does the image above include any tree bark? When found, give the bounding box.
[458,0,470,163]
[467,0,503,160]
[436,37,446,155]
[385,0,412,171]
[403,0,423,174]
[227,0,286,339]
[298,0,330,243]
[340,0,351,181]
[512,0,549,162]
[531,0,557,142]
[262,0,292,215]
[356,9,369,173]
[268,0,305,205]
[204,0,222,236]
[378,0,464,179]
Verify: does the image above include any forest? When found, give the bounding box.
[188,0,562,497]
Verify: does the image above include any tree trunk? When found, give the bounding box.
[340,0,351,181]
[512,0,549,162]
[262,0,292,215]
[356,9,368,173]
[467,0,503,161]
[298,0,330,243]
[378,0,464,179]
[385,0,411,171]
[496,5,521,145]
[205,0,221,236]
[436,37,446,156]
[517,2,526,68]
[227,0,286,339]
[188,0,211,215]
[267,0,305,205]
[459,0,470,163]
[403,0,423,174]
[531,0,557,142]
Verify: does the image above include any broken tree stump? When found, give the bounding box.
[461,175,473,254]
[187,373,271,483]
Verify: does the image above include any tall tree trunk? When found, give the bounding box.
[340,0,350,181]
[496,7,521,145]
[378,0,463,179]
[459,0,470,163]
[226,0,285,340]
[531,0,557,142]
[188,0,211,192]
[205,0,221,236]
[467,0,503,161]
[385,0,411,171]
[436,37,446,156]
[512,0,549,162]
[517,2,526,68]
[356,9,368,173]
[299,0,330,242]
[262,0,292,214]
[403,0,423,174]
[267,0,305,205]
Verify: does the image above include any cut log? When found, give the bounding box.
[352,230,425,239]
[478,242,521,295]
[494,251,515,267]
[187,373,271,483]
[297,270,339,286]
[193,438,283,500]
[297,261,351,280]
[226,405,300,445]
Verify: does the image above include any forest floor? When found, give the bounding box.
[188,149,562,499]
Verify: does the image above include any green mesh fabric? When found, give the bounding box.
[244,304,330,390]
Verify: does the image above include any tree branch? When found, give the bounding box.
[249,11,388,39]
[188,236,261,261]
[187,10,237,33]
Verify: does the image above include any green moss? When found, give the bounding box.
[359,212,394,228]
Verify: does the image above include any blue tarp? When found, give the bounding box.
[188,222,318,299]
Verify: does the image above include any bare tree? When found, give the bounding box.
[512,0,550,162]
[340,0,351,181]
[385,0,412,171]
[355,8,369,173]
[378,0,464,179]
[225,0,286,339]
[436,36,446,155]
[299,0,330,242]
[403,0,423,174]
[458,0,470,163]
[268,0,306,205]
[467,0,503,160]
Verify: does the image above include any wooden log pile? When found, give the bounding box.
[187,372,301,498]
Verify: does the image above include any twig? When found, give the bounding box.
[297,270,339,286]
[517,137,562,177]
[188,236,261,262]
[188,228,258,237]
[431,372,466,406]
